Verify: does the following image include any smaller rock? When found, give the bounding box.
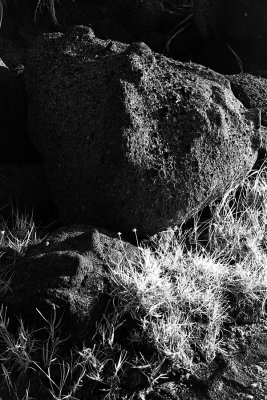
[228,74,267,125]
[3,225,138,343]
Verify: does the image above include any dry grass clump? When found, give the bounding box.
[0,209,41,302]
[0,210,40,256]
[0,166,267,399]
[106,165,267,370]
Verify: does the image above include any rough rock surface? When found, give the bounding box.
[228,74,267,125]
[0,62,40,162]
[3,225,137,343]
[25,26,262,236]
[228,73,267,157]
[0,163,57,223]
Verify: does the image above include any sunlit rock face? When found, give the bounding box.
[25,26,261,236]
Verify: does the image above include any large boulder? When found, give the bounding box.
[25,26,262,236]
[3,225,137,343]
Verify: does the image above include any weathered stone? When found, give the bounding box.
[25,26,261,236]
[3,225,137,343]
[228,74,267,123]
[228,73,267,156]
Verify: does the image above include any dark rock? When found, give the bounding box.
[0,62,40,162]
[25,26,261,236]
[0,163,57,223]
[228,74,267,123]
[3,225,137,343]
[228,73,267,159]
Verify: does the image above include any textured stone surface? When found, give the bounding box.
[3,225,137,343]
[228,74,267,124]
[228,73,267,155]
[25,26,261,236]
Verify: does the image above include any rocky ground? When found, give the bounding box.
[149,323,267,400]
[1,1,267,399]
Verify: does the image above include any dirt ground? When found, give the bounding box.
[146,323,267,400]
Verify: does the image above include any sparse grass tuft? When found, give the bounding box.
[0,209,42,303]
[0,208,41,257]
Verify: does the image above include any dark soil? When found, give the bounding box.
[146,322,267,400]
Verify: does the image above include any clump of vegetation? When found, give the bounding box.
[0,210,40,255]
[1,166,267,399]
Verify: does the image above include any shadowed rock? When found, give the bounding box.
[228,73,267,159]
[25,26,262,236]
[228,74,267,125]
